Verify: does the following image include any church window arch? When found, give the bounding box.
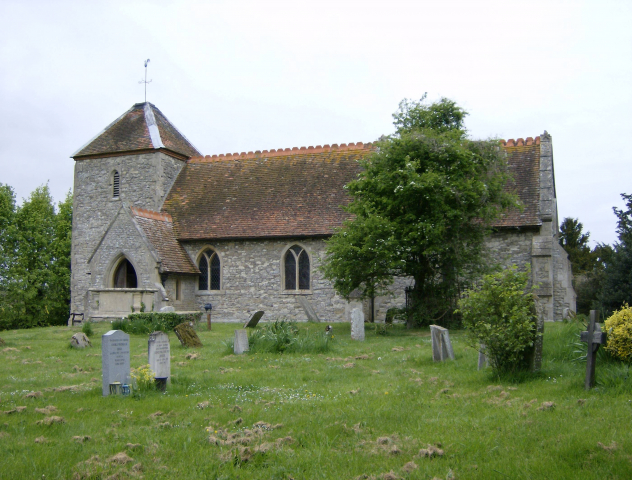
[111,257,137,288]
[112,170,120,199]
[284,244,310,291]
[198,248,221,290]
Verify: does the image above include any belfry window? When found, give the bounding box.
[284,245,310,290]
[113,258,137,288]
[198,249,221,290]
[112,170,120,198]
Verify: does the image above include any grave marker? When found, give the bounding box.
[70,332,92,349]
[478,343,488,370]
[581,310,607,390]
[234,329,249,354]
[430,325,455,362]
[174,322,203,348]
[351,308,365,341]
[148,331,170,384]
[101,330,130,396]
[297,296,320,322]
[244,311,265,328]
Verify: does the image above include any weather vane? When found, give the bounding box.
[139,59,152,103]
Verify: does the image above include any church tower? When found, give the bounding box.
[70,103,200,316]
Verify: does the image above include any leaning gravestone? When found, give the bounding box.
[148,331,171,383]
[70,332,92,349]
[297,296,321,322]
[234,329,249,354]
[101,330,131,396]
[430,325,455,362]
[350,308,365,341]
[244,311,265,328]
[174,322,203,348]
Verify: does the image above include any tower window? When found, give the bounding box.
[112,170,120,198]
[284,245,310,290]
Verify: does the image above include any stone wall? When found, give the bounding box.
[484,229,536,272]
[71,152,185,315]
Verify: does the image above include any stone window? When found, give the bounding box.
[284,245,310,290]
[112,170,120,198]
[198,249,221,290]
[112,258,137,288]
[175,278,182,301]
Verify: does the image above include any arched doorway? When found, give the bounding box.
[112,258,138,288]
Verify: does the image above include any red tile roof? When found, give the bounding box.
[73,103,200,159]
[131,207,200,274]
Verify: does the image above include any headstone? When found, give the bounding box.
[581,310,607,390]
[101,330,130,396]
[477,344,488,370]
[160,306,175,313]
[350,308,365,341]
[244,311,265,328]
[528,312,545,372]
[174,322,203,348]
[430,325,455,362]
[70,332,92,349]
[148,331,171,383]
[234,329,249,354]
[297,296,320,322]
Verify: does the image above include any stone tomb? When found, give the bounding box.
[234,329,249,354]
[244,311,265,328]
[102,330,131,396]
[350,308,365,341]
[430,325,455,362]
[148,331,171,383]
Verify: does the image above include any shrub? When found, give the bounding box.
[226,320,332,354]
[603,304,632,363]
[131,364,156,392]
[81,321,93,337]
[114,312,201,335]
[458,266,538,373]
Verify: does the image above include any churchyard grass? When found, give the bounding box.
[0,321,631,479]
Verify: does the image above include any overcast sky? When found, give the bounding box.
[1,0,630,246]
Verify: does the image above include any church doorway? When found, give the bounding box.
[112,258,138,288]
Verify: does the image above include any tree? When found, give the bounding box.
[321,97,516,328]
[559,217,596,274]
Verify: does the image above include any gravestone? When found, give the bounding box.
[430,325,455,362]
[529,313,545,372]
[478,344,488,370]
[581,310,607,390]
[101,330,130,396]
[297,296,321,322]
[234,329,249,354]
[174,322,203,348]
[70,332,92,349]
[244,311,265,328]
[148,331,170,383]
[350,308,365,341]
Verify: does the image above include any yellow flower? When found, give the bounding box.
[385,392,388,395]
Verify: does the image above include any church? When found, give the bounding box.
[69,102,575,324]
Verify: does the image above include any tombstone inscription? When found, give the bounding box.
[102,330,131,396]
[148,331,171,383]
[581,310,607,390]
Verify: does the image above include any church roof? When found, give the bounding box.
[73,103,201,159]
[162,144,370,240]
[131,208,200,274]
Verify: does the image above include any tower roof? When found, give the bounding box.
[72,102,201,160]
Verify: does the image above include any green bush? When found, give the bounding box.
[225,320,332,354]
[81,321,93,337]
[458,266,538,373]
[113,312,201,335]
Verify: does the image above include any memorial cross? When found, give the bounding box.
[580,310,607,390]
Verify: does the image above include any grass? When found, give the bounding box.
[0,321,631,479]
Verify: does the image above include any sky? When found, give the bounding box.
[1,0,630,247]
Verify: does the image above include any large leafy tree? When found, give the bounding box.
[321,96,516,327]
[559,217,596,274]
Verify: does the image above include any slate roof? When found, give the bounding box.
[73,103,201,159]
[162,144,370,240]
[131,208,200,274]
[493,137,542,228]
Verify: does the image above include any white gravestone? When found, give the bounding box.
[148,331,171,382]
[102,330,131,396]
[351,308,365,341]
[430,325,455,362]
[234,329,249,354]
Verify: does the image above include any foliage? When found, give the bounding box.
[115,312,200,334]
[458,267,538,373]
[227,320,332,354]
[0,185,72,330]
[559,217,597,274]
[131,364,156,392]
[603,304,632,363]
[321,97,516,328]
[81,321,94,337]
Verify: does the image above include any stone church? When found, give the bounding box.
[70,102,575,323]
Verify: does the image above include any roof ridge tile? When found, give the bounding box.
[131,207,172,222]
[500,136,541,147]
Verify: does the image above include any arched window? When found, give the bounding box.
[112,170,120,198]
[198,249,221,290]
[113,258,137,288]
[284,245,310,290]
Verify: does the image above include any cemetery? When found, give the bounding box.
[0,318,631,479]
